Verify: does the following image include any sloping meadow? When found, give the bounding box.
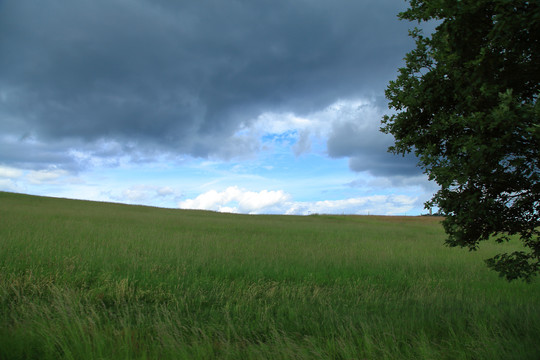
[1,191,539,359]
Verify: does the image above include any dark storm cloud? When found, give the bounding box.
[0,137,81,171]
[327,109,423,178]
[0,0,415,169]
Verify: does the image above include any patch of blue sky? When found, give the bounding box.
[260,130,298,145]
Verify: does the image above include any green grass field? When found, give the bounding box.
[1,191,539,359]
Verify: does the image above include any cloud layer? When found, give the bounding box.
[178,186,418,215]
[0,0,415,172]
[0,1,438,214]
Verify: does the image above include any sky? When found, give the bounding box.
[0,0,438,215]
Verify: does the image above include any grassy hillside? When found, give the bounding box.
[1,191,539,359]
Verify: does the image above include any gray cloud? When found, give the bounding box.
[0,0,415,170]
[326,104,422,178]
[348,153,422,177]
[0,136,83,171]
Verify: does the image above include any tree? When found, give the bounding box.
[382,0,540,281]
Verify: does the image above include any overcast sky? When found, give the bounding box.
[0,0,437,215]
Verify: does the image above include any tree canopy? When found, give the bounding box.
[382,0,540,281]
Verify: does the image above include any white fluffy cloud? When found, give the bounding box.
[0,165,23,178]
[179,186,418,216]
[178,186,290,214]
[26,169,69,184]
[285,195,417,216]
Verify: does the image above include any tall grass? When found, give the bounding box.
[1,191,539,359]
